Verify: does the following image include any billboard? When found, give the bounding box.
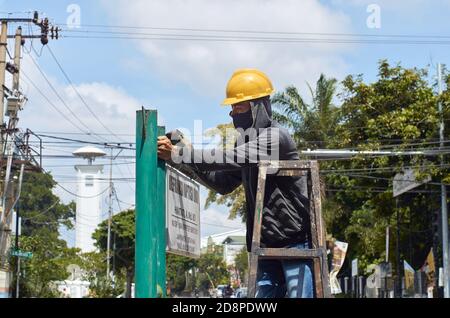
[329,240,348,294]
[393,168,431,197]
[166,166,201,258]
[404,260,415,295]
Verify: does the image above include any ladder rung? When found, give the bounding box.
[253,247,324,259]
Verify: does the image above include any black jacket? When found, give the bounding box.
[182,98,311,252]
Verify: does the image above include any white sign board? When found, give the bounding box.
[166,167,200,258]
[329,240,348,294]
[393,168,431,197]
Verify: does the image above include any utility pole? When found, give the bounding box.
[14,202,20,298]
[1,25,22,228]
[12,27,22,95]
[385,226,389,262]
[106,148,113,282]
[12,27,23,298]
[396,199,401,298]
[106,147,123,283]
[0,21,7,126]
[0,12,58,298]
[438,63,450,298]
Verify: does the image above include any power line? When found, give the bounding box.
[44,161,135,168]
[320,163,450,173]
[201,222,244,230]
[21,199,61,221]
[55,182,109,199]
[115,162,135,193]
[59,23,450,40]
[25,52,107,143]
[65,31,450,45]
[61,34,450,45]
[35,133,135,150]
[39,155,135,159]
[34,131,135,137]
[46,45,126,143]
[21,71,97,136]
[324,172,449,186]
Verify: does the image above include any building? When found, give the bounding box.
[73,146,107,253]
[201,229,246,252]
[0,271,10,298]
[222,235,246,266]
[201,229,246,266]
[54,265,90,298]
[201,229,246,288]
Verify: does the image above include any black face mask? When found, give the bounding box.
[231,109,253,130]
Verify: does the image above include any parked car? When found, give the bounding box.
[235,287,248,298]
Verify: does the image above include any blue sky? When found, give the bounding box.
[1,0,450,244]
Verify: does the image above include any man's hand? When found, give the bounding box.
[157,136,174,161]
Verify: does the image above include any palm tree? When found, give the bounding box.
[271,74,338,149]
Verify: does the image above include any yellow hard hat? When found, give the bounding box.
[222,68,274,105]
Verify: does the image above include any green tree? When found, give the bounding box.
[234,247,248,286]
[272,73,339,149]
[79,251,125,298]
[17,230,79,297]
[196,245,229,290]
[323,60,444,272]
[13,172,79,298]
[166,253,197,295]
[92,209,135,298]
[20,172,75,235]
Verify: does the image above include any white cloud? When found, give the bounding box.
[13,54,140,207]
[101,0,353,98]
[331,0,445,12]
[19,54,143,136]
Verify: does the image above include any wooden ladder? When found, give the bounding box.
[247,160,331,298]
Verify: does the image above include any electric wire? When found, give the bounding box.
[46,45,126,143]
[20,71,99,137]
[59,23,450,40]
[55,182,109,199]
[25,52,107,142]
[61,36,450,46]
[21,199,60,221]
[35,133,135,150]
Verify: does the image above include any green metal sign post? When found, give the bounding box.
[135,109,166,298]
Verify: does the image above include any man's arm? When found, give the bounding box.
[194,169,242,195]
[159,136,242,194]
[181,127,279,172]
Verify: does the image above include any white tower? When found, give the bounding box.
[73,146,107,253]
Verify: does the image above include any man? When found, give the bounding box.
[224,284,233,298]
[157,68,314,298]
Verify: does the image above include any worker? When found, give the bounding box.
[157,69,314,298]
